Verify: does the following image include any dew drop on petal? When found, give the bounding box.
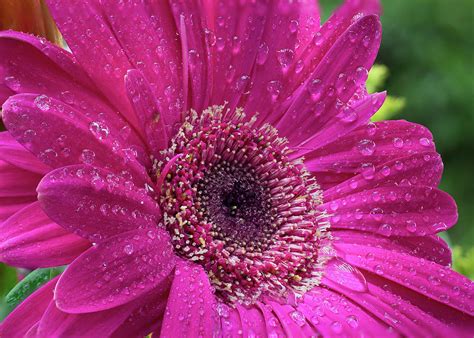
[406,220,417,233]
[89,121,110,140]
[357,139,376,156]
[346,315,359,328]
[307,79,322,102]
[393,137,404,148]
[419,137,431,147]
[325,258,368,292]
[81,149,96,164]
[331,321,343,333]
[290,310,306,327]
[34,95,51,111]
[256,42,269,65]
[378,223,392,236]
[123,243,134,255]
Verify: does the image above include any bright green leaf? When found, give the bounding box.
[3,267,63,319]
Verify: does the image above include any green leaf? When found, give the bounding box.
[2,267,63,319]
[0,263,18,320]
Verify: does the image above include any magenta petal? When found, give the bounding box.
[235,304,268,338]
[0,196,36,223]
[217,302,244,337]
[305,120,439,189]
[276,15,382,145]
[293,0,381,91]
[111,280,171,338]
[323,151,443,199]
[300,286,395,337]
[2,94,150,185]
[0,31,145,149]
[255,302,286,337]
[204,1,266,111]
[334,230,452,266]
[37,300,132,337]
[55,228,175,313]
[1,277,58,338]
[37,165,159,241]
[336,243,474,315]
[91,1,183,132]
[321,184,457,237]
[0,30,94,88]
[266,301,317,336]
[45,0,140,131]
[170,1,209,112]
[324,272,474,337]
[125,69,170,158]
[234,2,301,118]
[0,132,50,175]
[160,260,219,337]
[0,160,41,198]
[0,202,90,268]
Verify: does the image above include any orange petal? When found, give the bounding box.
[0,0,62,45]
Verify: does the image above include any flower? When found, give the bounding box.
[1,0,473,336]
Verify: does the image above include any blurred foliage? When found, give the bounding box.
[452,246,474,280]
[367,64,406,121]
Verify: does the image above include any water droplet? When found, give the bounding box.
[290,310,306,326]
[204,28,216,47]
[289,20,299,33]
[428,275,441,286]
[378,223,392,236]
[346,315,359,328]
[23,129,37,143]
[267,80,282,102]
[34,95,51,112]
[406,220,417,233]
[381,165,391,177]
[89,121,110,140]
[339,105,358,123]
[123,243,134,255]
[81,149,96,164]
[307,79,322,102]
[276,48,294,73]
[354,66,368,86]
[393,137,404,148]
[432,222,447,231]
[419,137,431,147]
[361,163,375,180]
[357,139,376,156]
[325,258,368,292]
[256,42,269,65]
[331,321,342,333]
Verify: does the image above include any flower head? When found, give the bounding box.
[0,0,473,337]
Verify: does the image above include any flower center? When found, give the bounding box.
[158,106,330,304]
[197,164,276,252]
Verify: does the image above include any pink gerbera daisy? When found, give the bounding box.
[1,0,473,336]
